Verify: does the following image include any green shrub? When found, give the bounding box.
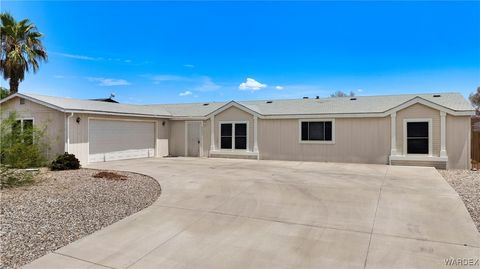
[49,153,80,171]
[0,112,49,168]
[0,165,34,189]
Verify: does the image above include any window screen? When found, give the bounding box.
[234,123,247,149]
[220,123,247,150]
[23,119,34,145]
[220,123,232,149]
[406,122,429,154]
[301,121,333,141]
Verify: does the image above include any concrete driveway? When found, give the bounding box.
[25,158,479,269]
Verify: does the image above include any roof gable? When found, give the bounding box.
[206,101,262,118]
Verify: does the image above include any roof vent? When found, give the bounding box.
[350,97,357,101]
[203,103,209,106]
[303,97,309,99]
[266,100,273,104]
[433,94,441,97]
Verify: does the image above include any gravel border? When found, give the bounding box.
[0,168,161,269]
[439,169,480,233]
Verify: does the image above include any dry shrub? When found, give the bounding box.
[92,171,127,181]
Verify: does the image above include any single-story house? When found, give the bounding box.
[0,92,475,169]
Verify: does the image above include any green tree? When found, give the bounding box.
[0,12,47,93]
[469,86,480,115]
[0,111,49,168]
[330,90,355,97]
[0,86,9,99]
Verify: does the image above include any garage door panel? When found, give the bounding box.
[89,120,155,162]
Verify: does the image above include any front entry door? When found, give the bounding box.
[186,121,201,157]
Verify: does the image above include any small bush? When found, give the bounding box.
[0,165,34,189]
[49,153,80,171]
[93,171,127,180]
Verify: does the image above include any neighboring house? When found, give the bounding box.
[0,92,475,169]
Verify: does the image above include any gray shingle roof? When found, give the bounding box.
[21,93,171,117]
[13,92,474,118]
[146,92,474,117]
[238,93,474,116]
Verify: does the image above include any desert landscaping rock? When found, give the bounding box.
[0,169,160,269]
[439,169,480,232]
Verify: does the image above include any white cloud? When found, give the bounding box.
[179,90,192,96]
[357,89,363,92]
[183,64,195,68]
[87,77,131,86]
[239,78,267,91]
[194,76,220,92]
[54,52,133,64]
[275,85,284,90]
[55,52,98,61]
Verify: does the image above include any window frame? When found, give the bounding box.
[218,121,249,151]
[298,119,335,144]
[403,118,432,156]
[14,118,35,144]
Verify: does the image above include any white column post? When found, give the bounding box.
[390,113,397,156]
[210,115,215,152]
[253,116,259,153]
[440,111,447,157]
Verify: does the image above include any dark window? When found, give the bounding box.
[12,119,34,144]
[13,120,22,138]
[300,121,333,141]
[220,124,232,149]
[23,119,33,145]
[234,123,247,149]
[406,122,429,154]
[220,123,248,150]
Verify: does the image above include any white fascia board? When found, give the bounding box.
[0,93,66,112]
[63,110,172,118]
[170,116,208,121]
[206,101,262,118]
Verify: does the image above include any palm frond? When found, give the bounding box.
[0,12,47,86]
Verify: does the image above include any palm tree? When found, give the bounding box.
[0,13,47,94]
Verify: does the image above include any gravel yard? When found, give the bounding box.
[439,169,480,233]
[0,169,161,269]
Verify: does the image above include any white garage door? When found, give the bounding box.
[89,119,155,162]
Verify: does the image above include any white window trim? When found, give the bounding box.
[15,118,35,131]
[298,119,335,144]
[218,121,249,151]
[403,118,433,156]
[14,118,35,143]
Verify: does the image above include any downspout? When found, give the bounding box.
[65,112,74,153]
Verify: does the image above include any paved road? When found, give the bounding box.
[25,158,480,269]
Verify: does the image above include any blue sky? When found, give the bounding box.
[1,1,479,104]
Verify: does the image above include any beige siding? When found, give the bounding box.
[214,106,254,151]
[169,119,210,157]
[0,97,65,160]
[396,103,440,156]
[258,117,391,164]
[446,115,470,169]
[169,120,185,156]
[68,114,169,164]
